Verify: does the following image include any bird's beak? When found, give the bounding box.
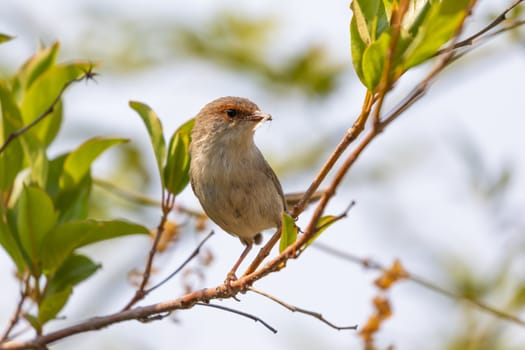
[247,110,272,123]
[248,111,272,131]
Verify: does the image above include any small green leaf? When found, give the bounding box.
[55,174,92,223]
[20,62,91,146]
[305,215,338,247]
[12,42,60,101]
[0,213,27,273]
[38,285,72,324]
[47,154,92,223]
[19,132,48,188]
[129,101,166,185]
[46,254,100,294]
[23,313,42,334]
[279,213,297,253]
[59,137,128,189]
[0,82,25,190]
[163,119,194,195]
[350,17,367,85]
[41,219,149,274]
[402,0,470,69]
[362,32,390,92]
[17,186,57,275]
[0,33,14,44]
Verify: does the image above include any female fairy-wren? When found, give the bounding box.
[189,96,285,280]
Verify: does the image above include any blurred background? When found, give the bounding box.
[1,0,525,349]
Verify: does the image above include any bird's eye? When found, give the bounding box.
[226,109,237,118]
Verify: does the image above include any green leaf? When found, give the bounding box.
[20,62,91,146]
[38,285,72,324]
[12,42,60,101]
[19,132,48,188]
[0,213,27,273]
[362,31,390,91]
[0,82,25,191]
[163,118,194,195]
[0,33,14,44]
[23,313,42,334]
[41,219,148,274]
[40,254,101,325]
[59,137,128,189]
[129,101,166,185]
[47,154,92,223]
[46,254,100,295]
[279,213,297,253]
[45,154,68,197]
[305,215,338,247]
[17,186,57,275]
[55,174,92,223]
[350,17,367,86]
[350,0,390,43]
[402,0,470,69]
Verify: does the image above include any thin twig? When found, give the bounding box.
[0,67,96,155]
[249,287,357,330]
[145,230,214,294]
[311,242,525,327]
[121,191,174,311]
[1,273,29,341]
[195,302,277,334]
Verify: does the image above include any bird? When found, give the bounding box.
[189,96,285,282]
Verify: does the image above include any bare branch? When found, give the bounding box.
[249,287,357,331]
[195,302,277,334]
[145,230,214,294]
[311,242,525,327]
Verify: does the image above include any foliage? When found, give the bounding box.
[350,0,472,91]
[0,41,149,333]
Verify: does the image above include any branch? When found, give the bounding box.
[290,91,373,218]
[0,67,96,155]
[195,302,277,334]
[144,230,214,294]
[311,242,525,327]
[121,191,175,310]
[249,287,357,331]
[1,273,29,341]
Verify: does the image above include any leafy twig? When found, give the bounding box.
[0,67,96,155]
[249,287,357,330]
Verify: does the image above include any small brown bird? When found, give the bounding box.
[189,96,285,281]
